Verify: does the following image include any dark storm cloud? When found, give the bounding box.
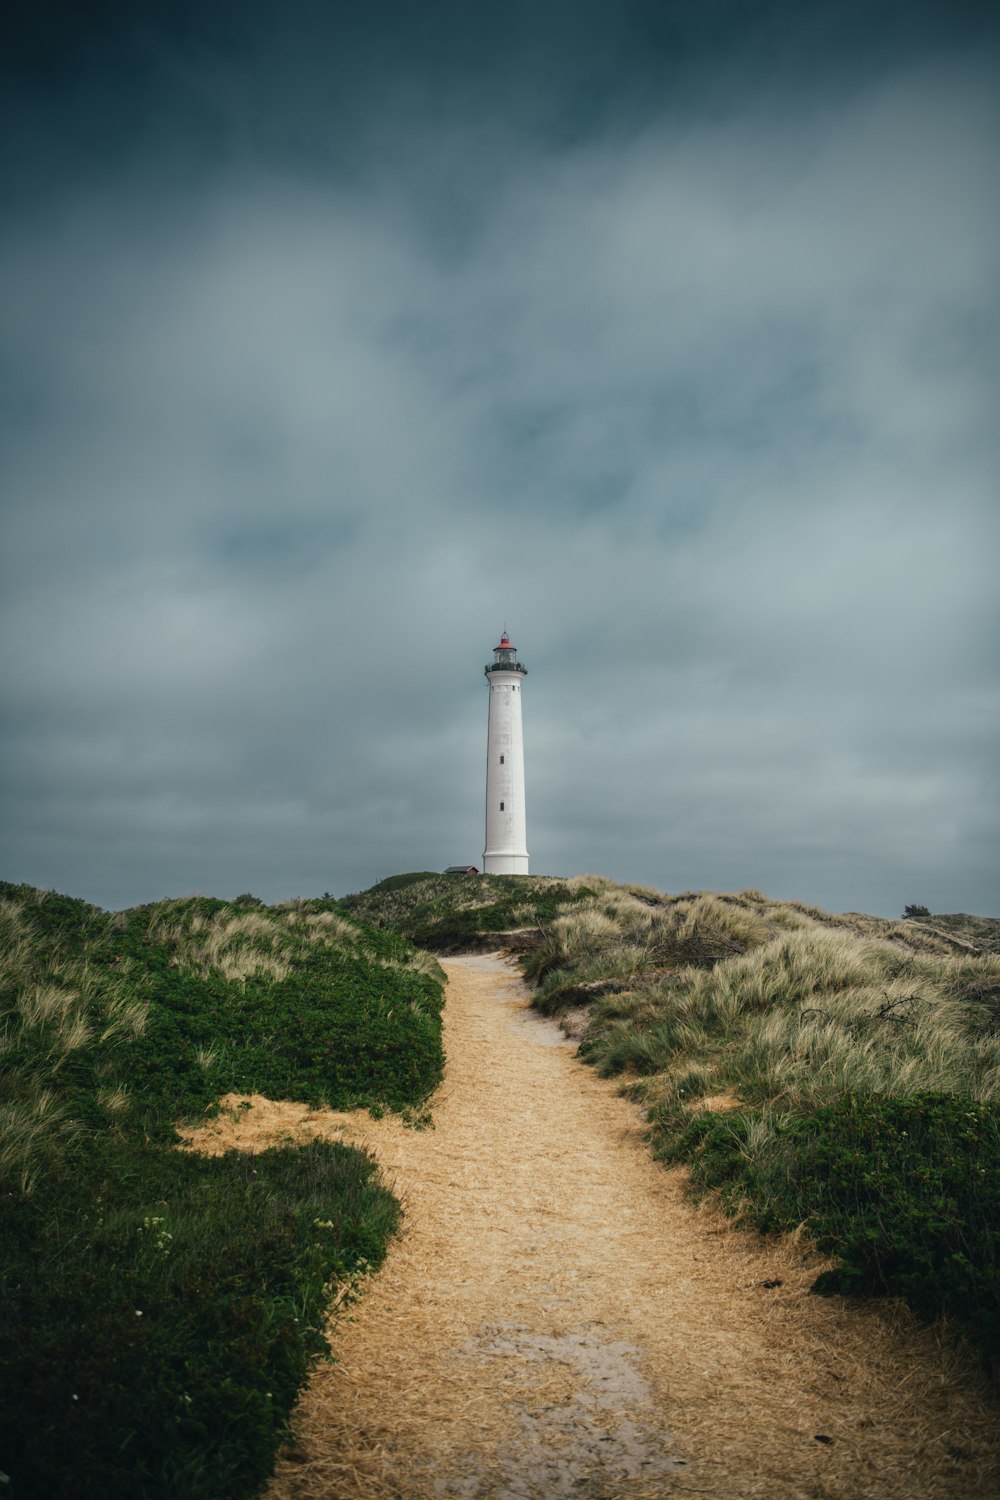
[1,2,998,914]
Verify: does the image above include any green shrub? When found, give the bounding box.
[0,881,444,1498]
[803,1096,999,1320]
[1,1137,397,1499]
[113,946,444,1136]
[655,1093,1000,1368]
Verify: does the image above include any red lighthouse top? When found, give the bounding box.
[485,630,527,677]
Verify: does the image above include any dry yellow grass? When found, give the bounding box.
[145,904,376,986]
[182,956,1000,1500]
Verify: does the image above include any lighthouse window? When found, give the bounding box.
[500,801,505,810]
[499,755,505,764]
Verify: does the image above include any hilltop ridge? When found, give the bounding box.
[340,870,1000,959]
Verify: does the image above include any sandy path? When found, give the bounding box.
[185,954,999,1499]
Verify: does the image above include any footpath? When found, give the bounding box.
[186,953,999,1499]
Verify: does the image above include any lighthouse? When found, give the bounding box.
[483,631,529,875]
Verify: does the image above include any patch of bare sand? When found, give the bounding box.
[182,954,1000,1499]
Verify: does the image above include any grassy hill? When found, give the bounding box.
[0,883,444,1499]
[348,872,1000,1371]
[339,869,597,949]
[904,911,1000,954]
[4,869,997,1498]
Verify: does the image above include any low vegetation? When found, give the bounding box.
[516,878,1000,1369]
[339,870,595,951]
[0,883,444,1499]
[269,870,1000,1370]
[7,863,997,1494]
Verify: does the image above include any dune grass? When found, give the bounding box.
[521,883,1000,1369]
[0,882,443,1499]
[339,870,595,951]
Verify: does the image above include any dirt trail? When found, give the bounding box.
[185,954,999,1499]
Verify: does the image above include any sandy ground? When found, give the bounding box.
[182,954,1000,1499]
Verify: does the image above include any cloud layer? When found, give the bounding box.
[2,4,998,914]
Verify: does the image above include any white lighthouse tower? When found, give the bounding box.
[483,631,529,875]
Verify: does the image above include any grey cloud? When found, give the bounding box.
[1,22,997,914]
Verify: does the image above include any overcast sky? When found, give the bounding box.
[1,0,997,917]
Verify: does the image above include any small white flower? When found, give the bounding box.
[135,1310,143,1317]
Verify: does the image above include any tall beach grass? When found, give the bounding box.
[521,882,1000,1368]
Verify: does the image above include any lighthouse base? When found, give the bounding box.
[483,852,530,875]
